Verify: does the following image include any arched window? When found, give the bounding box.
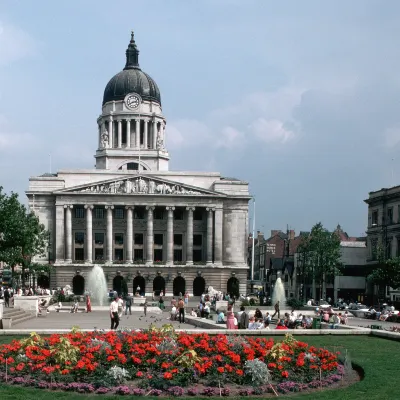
[227,277,240,298]
[133,276,146,295]
[153,276,165,296]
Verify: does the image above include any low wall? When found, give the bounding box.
[13,296,39,317]
[0,300,3,320]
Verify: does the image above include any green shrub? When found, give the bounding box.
[286,298,303,310]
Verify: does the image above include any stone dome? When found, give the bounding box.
[102,32,161,106]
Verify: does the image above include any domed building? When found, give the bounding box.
[26,32,250,298]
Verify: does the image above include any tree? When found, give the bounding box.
[297,222,342,301]
[0,187,48,286]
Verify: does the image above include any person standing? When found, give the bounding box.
[110,297,119,330]
[125,295,132,315]
[4,288,10,308]
[117,296,124,318]
[178,297,185,323]
[86,295,92,313]
[238,305,249,329]
[272,301,280,319]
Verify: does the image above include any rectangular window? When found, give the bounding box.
[371,239,378,260]
[114,233,124,245]
[114,248,124,261]
[74,232,84,245]
[193,249,202,262]
[134,249,143,261]
[134,233,144,245]
[387,208,393,224]
[193,209,203,221]
[174,209,184,220]
[134,209,144,219]
[94,208,104,219]
[174,249,183,262]
[74,207,85,218]
[95,248,104,260]
[75,248,84,261]
[95,233,104,245]
[115,208,124,219]
[193,234,202,246]
[154,234,163,245]
[154,209,164,220]
[371,210,378,226]
[174,234,183,246]
[154,249,163,262]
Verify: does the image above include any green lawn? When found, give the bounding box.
[0,335,399,399]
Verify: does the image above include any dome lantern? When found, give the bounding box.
[124,31,140,70]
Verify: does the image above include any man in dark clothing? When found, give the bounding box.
[271,301,280,319]
[124,295,132,315]
[239,305,249,329]
[4,288,10,307]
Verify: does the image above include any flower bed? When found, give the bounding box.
[0,327,347,396]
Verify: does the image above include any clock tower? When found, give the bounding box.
[95,32,169,172]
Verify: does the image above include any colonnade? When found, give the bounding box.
[98,117,165,150]
[56,204,222,265]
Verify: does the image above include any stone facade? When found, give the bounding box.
[25,33,250,297]
[365,185,400,301]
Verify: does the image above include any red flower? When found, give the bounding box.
[217,367,225,373]
[136,371,143,377]
[236,369,244,376]
[163,372,173,379]
[281,370,289,378]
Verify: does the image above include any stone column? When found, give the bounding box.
[135,119,140,148]
[109,117,113,148]
[64,205,73,263]
[105,205,114,263]
[144,119,148,149]
[162,122,166,148]
[152,120,157,149]
[146,206,155,265]
[117,119,122,148]
[126,206,134,263]
[85,205,93,263]
[186,207,195,265]
[126,119,131,148]
[206,207,214,265]
[166,206,175,264]
[55,204,65,262]
[98,124,101,149]
[214,208,223,265]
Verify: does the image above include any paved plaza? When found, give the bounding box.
[12,308,197,331]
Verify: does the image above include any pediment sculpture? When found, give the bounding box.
[76,177,204,195]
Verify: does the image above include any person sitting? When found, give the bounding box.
[260,321,270,330]
[264,312,272,323]
[38,298,50,314]
[254,308,263,319]
[248,317,261,330]
[170,306,177,321]
[190,308,197,317]
[203,302,211,319]
[275,320,288,330]
[70,300,79,313]
[55,301,62,312]
[217,310,225,324]
[329,313,340,329]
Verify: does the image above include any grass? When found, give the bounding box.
[0,335,399,399]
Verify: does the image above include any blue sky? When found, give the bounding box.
[1,0,399,238]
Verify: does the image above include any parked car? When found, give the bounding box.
[347,304,369,318]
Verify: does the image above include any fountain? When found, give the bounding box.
[86,265,108,306]
[272,276,286,308]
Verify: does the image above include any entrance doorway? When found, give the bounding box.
[133,276,146,295]
[227,277,239,298]
[173,276,186,296]
[72,275,85,295]
[153,276,165,296]
[193,276,206,296]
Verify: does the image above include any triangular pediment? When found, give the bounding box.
[55,175,223,197]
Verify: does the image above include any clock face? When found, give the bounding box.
[126,94,140,109]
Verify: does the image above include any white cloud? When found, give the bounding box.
[383,126,400,148]
[249,118,294,144]
[168,86,302,152]
[0,22,37,66]
[216,126,245,149]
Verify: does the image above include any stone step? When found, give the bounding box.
[11,313,36,325]
[3,308,25,318]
